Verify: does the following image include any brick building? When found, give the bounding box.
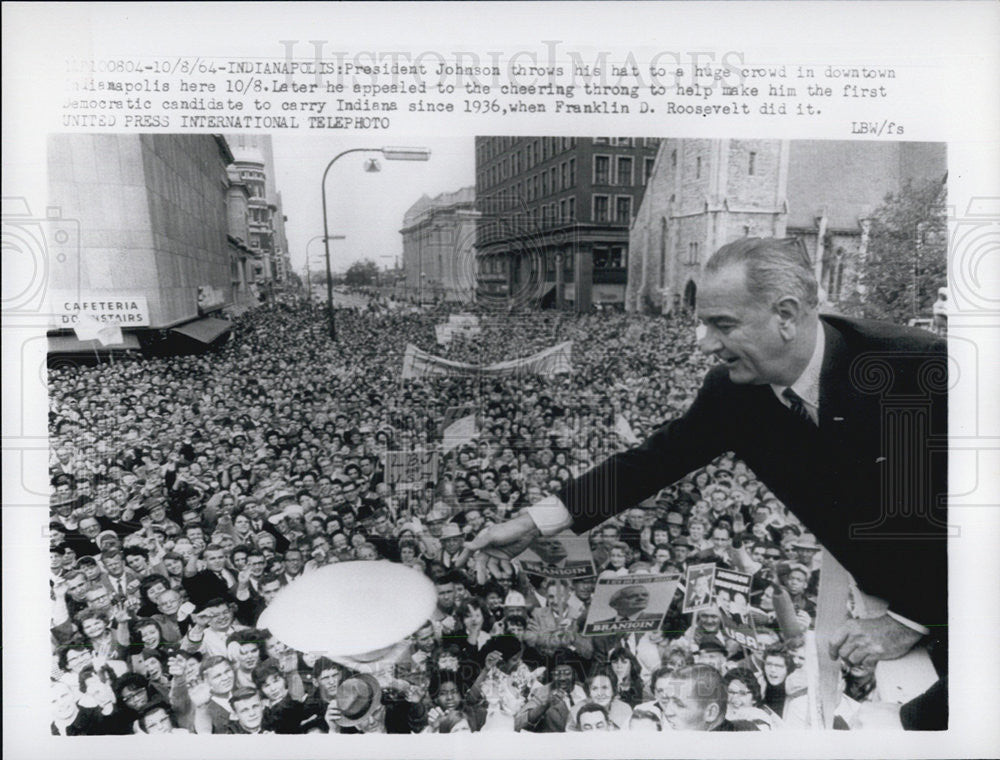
[627,139,946,314]
[474,137,661,311]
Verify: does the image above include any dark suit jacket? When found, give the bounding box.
[559,316,948,627]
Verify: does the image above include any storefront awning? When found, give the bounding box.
[171,316,232,344]
[48,333,140,354]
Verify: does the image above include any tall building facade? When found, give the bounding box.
[46,134,237,353]
[474,137,661,311]
[627,140,946,314]
[225,135,291,287]
[400,186,478,304]
[44,133,295,356]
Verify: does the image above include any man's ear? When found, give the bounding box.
[703,700,720,724]
[774,296,803,340]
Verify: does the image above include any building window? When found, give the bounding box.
[568,157,576,185]
[593,155,611,185]
[617,156,633,186]
[645,157,656,183]
[748,151,756,175]
[593,195,610,222]
[593,137,609,144]
[560,199,567,221]
[671,149,677,169]
[561,161,568,189]
[568,196,576,220]
[696,157,702,179]
[550,167,557,194]
[615,195,632,224]
[593,245,625,268]
[687,241,700,264]
[542,171,548,196]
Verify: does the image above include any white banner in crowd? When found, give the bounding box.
[441,414,477,453]
[401,341,573,379]
[614,414,640,445]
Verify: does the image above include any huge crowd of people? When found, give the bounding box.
[48,294,853,735]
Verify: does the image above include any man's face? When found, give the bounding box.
[52,682,78,721]
[435,582,456,613]
[234,694,265,731]
[157,590,182,616]
[79,518,101,539]
[573,578,596,602]
[697,263,794,385]
[786,570,808,595]
[696,650,727,673]
[260,580,282,604]
[204,604,234,631]
[142,707,173,733]
[656,676,714,730]
[121,684,150,711]
[86,587,112,611]
[611,586,650,617]
[764,655,788,685]
[247,555,266,577]
[204,549,226,572]
[285,550,303,573]
[551,664,575,692]
[205,662,235,695]
[317,667,341,696]
[698,610,721,633]
[579,709,608,731]
[711,529,731,553]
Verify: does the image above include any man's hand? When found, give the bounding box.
[829,614,923,669]
[457,512,540,566]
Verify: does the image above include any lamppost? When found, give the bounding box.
[321,146,431,339]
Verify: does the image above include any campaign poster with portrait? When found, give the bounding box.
[713,567,753,617]
[516,530,595,579]
[583,573,680,635]
[682,563,718,613]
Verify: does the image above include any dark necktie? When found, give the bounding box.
[782,388,815,427]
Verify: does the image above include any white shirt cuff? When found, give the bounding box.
[886,610,930,636]
[523,495,574,536]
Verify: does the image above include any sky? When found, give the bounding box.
[271,136,476,276]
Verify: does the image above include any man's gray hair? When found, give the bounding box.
[705,237,818,309]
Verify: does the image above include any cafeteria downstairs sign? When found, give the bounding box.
[53,293,150,326]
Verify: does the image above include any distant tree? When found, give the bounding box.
[344,259,380,287]
[842,177,947,324]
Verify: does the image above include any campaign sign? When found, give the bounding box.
[516,530,595,580]
[384,450,439,485]
[720,606,763,651]
[682,563,717,613]
[584,574,680,636]
[713,568,753,617]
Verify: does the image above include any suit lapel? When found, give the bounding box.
[818,318,868,432]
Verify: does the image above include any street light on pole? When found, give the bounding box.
[321,146,431,340]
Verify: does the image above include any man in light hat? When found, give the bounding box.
[438,522,467,569]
